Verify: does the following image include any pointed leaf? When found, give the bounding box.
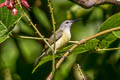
[97,13,120,48]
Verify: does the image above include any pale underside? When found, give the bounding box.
[44,29,71,54]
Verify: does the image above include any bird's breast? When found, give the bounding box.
[56,31,71,50]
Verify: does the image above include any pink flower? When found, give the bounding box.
[0,0,16,15]
[7,0,14,9]
[0,0,30,15]
[0,0,8,8]
[12,8,17,15]
[0,2,6,8]
[21,0,30,9]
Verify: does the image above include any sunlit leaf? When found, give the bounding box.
[97,13,120,48]
[113,30,120,38]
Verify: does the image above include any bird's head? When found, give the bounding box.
[59,19,80,30]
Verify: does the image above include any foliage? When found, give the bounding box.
[0,0,120,80]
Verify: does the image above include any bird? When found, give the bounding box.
[35,19,80,65]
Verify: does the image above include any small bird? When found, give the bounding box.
[35,19,80,65]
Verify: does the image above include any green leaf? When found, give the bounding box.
[18,39,43,63]
[33,6,51,31]
[32,39,99,73]
[0,21,9,43]
[32,55,53,74]
[113,30,120,38]
[85,39,99,50]
[88,7,103,21]
[54,54,77,80]
[99,34,117,48]
[0,1,22,43]
[18,20,34,35]
[60,39,99,54]
[32,55,61,74]
[97,13,120,48]
[1,39,19,72]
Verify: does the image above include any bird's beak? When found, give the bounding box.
[71,18,81,23]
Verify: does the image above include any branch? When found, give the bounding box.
[3,68,12,80]
[70,0,120,8]
[73,64,86,80]
[47,26,120,80]
[48,0,56,76]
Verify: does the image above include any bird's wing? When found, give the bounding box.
[44,29,63,49]
[34,30,63,66]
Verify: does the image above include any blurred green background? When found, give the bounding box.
[0,0,120,80]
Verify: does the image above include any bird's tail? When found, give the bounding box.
[34,52,46,66]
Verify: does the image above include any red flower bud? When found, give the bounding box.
[21,0,30,9]
[4,0,9,5]
[7,0,14,9]
[0,0,9,8]
[0,2,6,8]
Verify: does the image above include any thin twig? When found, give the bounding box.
[3,68,12,80]
[18,36,79,44]
[97,47,120,51]
[48,0,56,78]
[18,36,80,44]
[73,64,86,80]
[47,26,120,80]
[16,0,53,51]
[77,64,86,80]
[69,41,79,44]
[18,36,48,40]
[19,36,79,44]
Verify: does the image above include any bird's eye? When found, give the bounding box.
[66,22,69,24]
